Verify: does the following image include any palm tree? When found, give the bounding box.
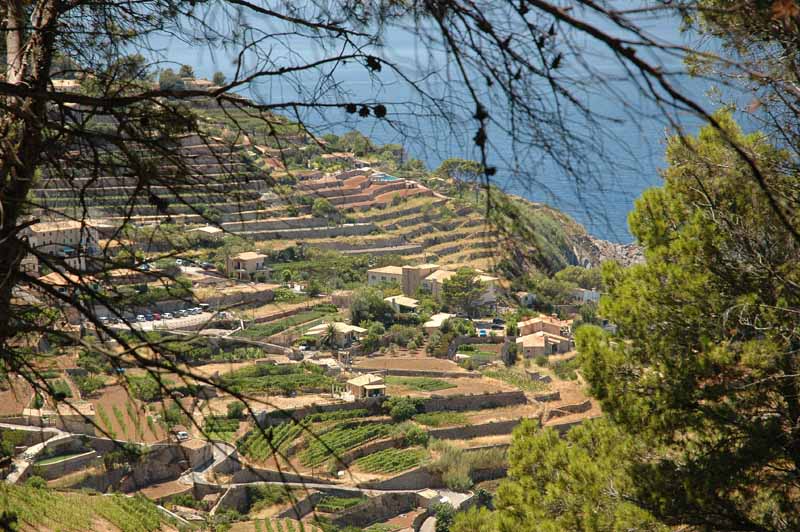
[320,322,338,350]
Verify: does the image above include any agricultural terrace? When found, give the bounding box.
[221,362,333,395]
[1,482,170,531]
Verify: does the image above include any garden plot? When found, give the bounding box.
[353,356,467,373]
[354,447,429,474]
[386,376,514,397]
[89,385,166,442]
[0,378,32,416]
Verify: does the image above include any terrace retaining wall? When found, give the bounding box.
[418,390,526,413]
[330,492,418,529]
[35,451,100,480]
[545,400,592,421]
[427,419,522,441]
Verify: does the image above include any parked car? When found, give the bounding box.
[176,431,189,441]
[201,262,214,270]
[163,313,173,319]
[492,317,506,324]
[176,309,186,317]
[153,313,161,321]
[144,313,154,321]
[199,303,210,311]
[98,316,108,323]
[191,307,201,315]
[491,324,504,330]
[136,315,146,322]
[175,258,183,266]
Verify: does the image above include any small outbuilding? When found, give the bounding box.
[346,373,386,399]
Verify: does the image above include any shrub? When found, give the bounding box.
[433,502,456,532]
[25,475,47,488]
[74,374,104,396]
[534,355,548,367]
[383,397,422,421]
[227,401,246,419]
[397,423,429,447]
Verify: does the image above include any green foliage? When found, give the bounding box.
[554,265,603,290]
[301,423,392,467]
[433,502,455,532]
[47,379,72,400]
[385,376,455,392]
[383,324,422,348]
[74,374,104,396]
[383,396,423,421]
[221,362,333,395]
[312,198,343,224]
[127,374,171,402]
[550,357,580,380]
[429,440,507,492]
[482,368,547,393]
[1,482,167,531]
[246,484,293,512]
[441,268,485,317]
[350,287,395,326]
[315,495,366,513]
[234,309,336,339]
[451,507,496,532]
[204,416,240,441]
[484,419,665,531]
[576,113,800,529]
[227,400,246,419]
[355,447,428,474]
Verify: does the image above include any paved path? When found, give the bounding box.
[1,423,70,484]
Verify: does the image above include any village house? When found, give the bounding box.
[305,322,367,348]
[25,219,100,271]
[516,331,571,358]
[518,315,572,337]
[367,265,403,286]
[226,251,269,280]
[346,373,386,399]
[384,295,419,313]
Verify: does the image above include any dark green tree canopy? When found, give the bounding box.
[578,112,800,531]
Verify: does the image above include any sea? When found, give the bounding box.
[156,7,725,243]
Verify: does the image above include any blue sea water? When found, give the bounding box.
[155,8,719,243]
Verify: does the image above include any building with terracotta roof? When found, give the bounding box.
[346,373,386,399]
[516,330,571,358]
[225,251,269,280]
[518,315,572,337]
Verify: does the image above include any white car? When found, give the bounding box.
[162,313,173,319]
[175,258,183,266]
[176,431,189,441]
[136,315,146,322]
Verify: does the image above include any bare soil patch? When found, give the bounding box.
[88,385,167,442]
[0,377,33,415]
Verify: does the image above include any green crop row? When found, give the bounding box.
[301,423,392,467]
[354,447,429,474]
[2,483,167,531]
[385,376,456,392]
[238,422,306,461]
[315,495,367,513]
[254,518,321,532]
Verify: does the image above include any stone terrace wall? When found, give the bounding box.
[418,390,526,413]
[427,419,522,441]
[256,391,526,427]
[545,400,592,421]
[330,492,418,529]
[230,466,334,485]
[358,466,443,490]
[35,451,100,480]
